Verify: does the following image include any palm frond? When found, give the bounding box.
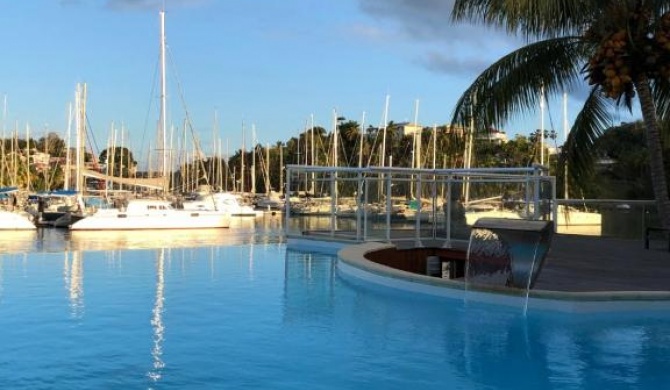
[450,36,588,131]
[653,77,670,120]
[451,0,612,38]
[559,88,613,189]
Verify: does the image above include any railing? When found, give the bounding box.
[554,198,656,238]
[283,165,658,242]
[284,165,559,246]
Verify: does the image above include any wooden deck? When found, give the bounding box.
[536,234,670,292]
[298,229,670,293]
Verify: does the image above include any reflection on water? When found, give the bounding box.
[283,250,336,323]
[63,251,84,319]
[0,230,40,254]
[67,229,237,252]
[338,271,670,389]
[148,248,166,384]
[0,214,285,255]
[0,217,669,389]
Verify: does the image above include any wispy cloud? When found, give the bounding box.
[417,51,492,76]
[356,0,523,76]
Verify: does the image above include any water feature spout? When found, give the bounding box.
[466,218,554,290]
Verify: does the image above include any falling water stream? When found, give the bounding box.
[465,219,553,315]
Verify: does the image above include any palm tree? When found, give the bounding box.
[451,0,670,229]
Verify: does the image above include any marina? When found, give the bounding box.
[1,215,670,389]
[2,2,670,389]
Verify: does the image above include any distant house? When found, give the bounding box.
[477,127,508,144]
[31,150,51,171]
[391,122,423,137]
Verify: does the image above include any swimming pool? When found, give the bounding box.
[1,229,669,389]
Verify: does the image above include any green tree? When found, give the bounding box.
[99,147,137,178]
[452,0,670,228]
[451,0,670,228]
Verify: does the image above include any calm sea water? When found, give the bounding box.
[1,217,669,389]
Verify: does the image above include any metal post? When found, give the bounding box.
[414,173,422,247]
[284,166,291,235]
[385,171,392,242]
[356,171,363,241]
[533,166,541,220]
[330,170,336,237]
[431,176,437,240]
[364,176,369,241]
[444,176,452,248]
[550,176,557,232]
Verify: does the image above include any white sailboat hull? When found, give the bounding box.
[0,210,36,230]
[70,199,230,230]
[183,192,263,217]
[70,210,230,230]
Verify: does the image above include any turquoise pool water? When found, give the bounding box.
[1,226,669,389]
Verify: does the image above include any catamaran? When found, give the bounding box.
[69,198,230,230]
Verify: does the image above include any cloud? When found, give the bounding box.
[417,51,492,76]
[356,0,523,76]
[358,0,457,42]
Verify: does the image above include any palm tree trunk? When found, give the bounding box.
[634,74,670,229]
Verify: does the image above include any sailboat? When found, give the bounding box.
[70,10,230,231]
[183,191,262,217]
[0,187,35,230]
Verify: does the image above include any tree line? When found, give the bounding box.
[0,120,663,200]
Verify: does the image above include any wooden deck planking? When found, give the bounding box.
[536,235,670,292]
[300,229,670,293]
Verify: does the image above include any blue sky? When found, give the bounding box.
[1,0,637,167]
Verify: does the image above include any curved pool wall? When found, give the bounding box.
[337,242,670,313]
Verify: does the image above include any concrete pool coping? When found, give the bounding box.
[329,237,670,313]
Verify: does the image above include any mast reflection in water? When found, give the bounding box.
[148,248,166,383]
[63,250,84,319]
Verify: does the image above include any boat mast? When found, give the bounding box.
[540,84,545,166]
[266,142,270,194]
[251,124,256,194]
[563,91,569,199]
[158,10,168,193]
[240,121,245,193]
[463,95,474,205]
[310,113,315,194]
[358,111,365,169]
[332,108,338,169]
[64,102,73,190]
[411,99,420,199]
[120,124,125,193]
[1,94,6,186]
[380,94,389,167]
[414,99,421,169]
[25,123,30,192]
[105,122,112,198]
[75,83,87,193]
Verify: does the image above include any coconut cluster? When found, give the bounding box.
[586,12,670,100]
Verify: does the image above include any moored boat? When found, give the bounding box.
[70,198,230,230]
[182,192,262,217]
[0,187,36,230]
[0,210,36,230]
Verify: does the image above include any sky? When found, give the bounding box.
[1,0,639,167]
